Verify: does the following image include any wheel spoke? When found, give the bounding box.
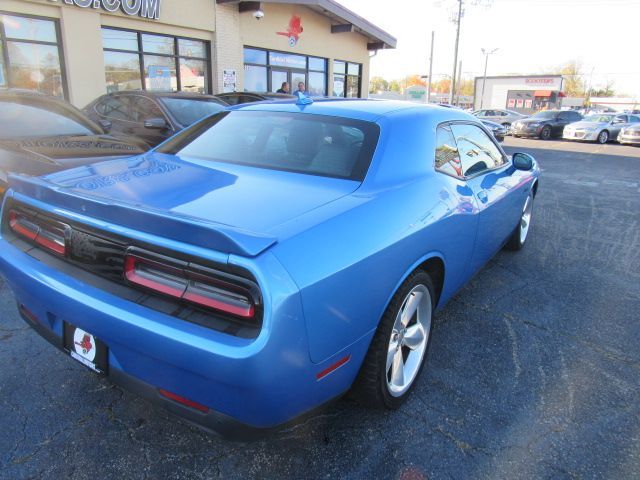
[386,339,399,372]
[400,291,423,326]
[390,349,405,386]
[403,324,425,350]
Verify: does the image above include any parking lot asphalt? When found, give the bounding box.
[1,137,639,479]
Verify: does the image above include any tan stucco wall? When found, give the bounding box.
[3,1,373,104]
[4,0,216,107]
[238,3,370,96]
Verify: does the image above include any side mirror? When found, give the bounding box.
[512,152,534,171]
[98,119,112,133]
[144,117,168,130]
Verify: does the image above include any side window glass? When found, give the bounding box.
[450,123,505,177]
[130,97,164,122]
[434,125,463,178]
[98,96,131,121]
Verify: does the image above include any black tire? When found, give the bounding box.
[596,130,609,144]
[505,190,534,251]
[539,125,552,140]
[351,271,435,409]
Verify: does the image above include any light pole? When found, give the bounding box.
[479,47,498,109]
[449,0,463,104]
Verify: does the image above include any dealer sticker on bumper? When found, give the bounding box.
[64,323,108,374]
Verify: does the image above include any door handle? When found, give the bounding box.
[477,190,488,204]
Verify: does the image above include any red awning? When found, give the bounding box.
[533,90,565,98]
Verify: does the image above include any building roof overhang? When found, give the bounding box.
[217,0,397,50]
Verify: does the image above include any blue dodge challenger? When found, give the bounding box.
[0,98,539,436]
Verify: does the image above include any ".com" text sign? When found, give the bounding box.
[49,0,161,20]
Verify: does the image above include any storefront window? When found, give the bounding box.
[243,46,328,95]
[142,33,174,55]
[244,65,267,92]
[103,51,141,91]
[333,60,361,98]
[244,48,267,65]
[101,28,137,51]
[0,13,66,97]
[308,71,326,96]
[101,27,210,94]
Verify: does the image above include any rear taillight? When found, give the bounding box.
[9,209,67,256]
[124,253,258,320]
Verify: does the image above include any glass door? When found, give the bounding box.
[291,70,307,94]
[270,69,288,93]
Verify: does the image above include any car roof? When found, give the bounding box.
[231,98,475,122]
[218,91,295,98]
[107,90,221,100]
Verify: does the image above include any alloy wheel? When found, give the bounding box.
[386,284,432,397]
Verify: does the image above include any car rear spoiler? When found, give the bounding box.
[6,174,277,257]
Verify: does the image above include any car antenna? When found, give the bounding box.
[295,91,313,106]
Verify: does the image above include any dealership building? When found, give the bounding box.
[0,0,395,107]
[473,75,566,114]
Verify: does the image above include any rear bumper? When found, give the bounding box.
[0,237,366,432]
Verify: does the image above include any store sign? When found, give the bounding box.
[525,78,555,85]
[269,52,306,68]
[148,65,170,90]
[48,0,162,20]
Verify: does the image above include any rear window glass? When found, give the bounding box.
[160,97,226,126]
[157,111,379,180]
[0,100,98,139]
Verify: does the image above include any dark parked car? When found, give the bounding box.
[511,110,583,140]
[0,89,145,198]
[84,91,228,147]
[481,119,507,142]
[215,91,295,105]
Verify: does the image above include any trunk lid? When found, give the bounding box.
[8,153,360,256]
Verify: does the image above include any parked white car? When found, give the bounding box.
[563,113,640,144]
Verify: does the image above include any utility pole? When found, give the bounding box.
[449,0,463,104]
[427,30,434,104]
[455,60,462,106]
[479,47,498,109]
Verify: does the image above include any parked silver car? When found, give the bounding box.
[618,123,640,146]
[472,109,527,130]
[563,113,640,144]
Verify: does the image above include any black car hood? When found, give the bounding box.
[0,134,145,177]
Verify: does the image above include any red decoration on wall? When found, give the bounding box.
[277,15,304,47]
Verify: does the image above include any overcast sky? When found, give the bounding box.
[339,0,640,98]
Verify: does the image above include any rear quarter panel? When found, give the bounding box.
[271,111,479,364]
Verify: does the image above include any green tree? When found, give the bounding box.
[388,80,401,93]
[551,60,585,97]
[369,76,389,93]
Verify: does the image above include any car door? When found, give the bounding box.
[610,115,628,138]
[93,95,134,137]
[127,95,174,147]
[554,111,574,136]
[450,122,530,273]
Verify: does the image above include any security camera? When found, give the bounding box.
[253,9,264,20]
